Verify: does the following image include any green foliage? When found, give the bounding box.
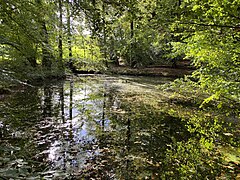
[0,0,64,79]
[64,35,106,71]
[163,139,222,179]
[175,0,240,104]
[72,0,178,67]
[1,0,240,179]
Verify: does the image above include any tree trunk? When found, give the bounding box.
[58,0,63,70]
[27,56,37,67]
[36,0,52,70]
[67,0,73,69]
[102,3,108,67]
[130,20,134,67]
[41,22,52,69]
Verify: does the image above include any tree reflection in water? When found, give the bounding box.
[0,75,239,179]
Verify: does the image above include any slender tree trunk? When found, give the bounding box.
[92,0,97,37]
[36,0,52,70]
[58,0,64,70]
[27,56,37,67]
[90,0,96,61]
[130,20,134,67]
[67,0,73,69]
[42,22,52,69]
[102,3,108,67]
[129,0,134,67]
[178,0,182,6]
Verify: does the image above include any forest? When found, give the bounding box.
[0,0,240,179]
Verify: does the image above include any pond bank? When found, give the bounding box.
[0,69,67,95]
[107,66,194,77]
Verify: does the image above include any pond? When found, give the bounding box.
[0,75,239,179]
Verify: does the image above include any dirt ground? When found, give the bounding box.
[109,66,194,77]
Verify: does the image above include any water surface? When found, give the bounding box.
[0,75,238,179]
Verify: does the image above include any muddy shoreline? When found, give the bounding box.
[107,66,194,78]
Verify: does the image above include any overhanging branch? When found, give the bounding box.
[181,21,240,29]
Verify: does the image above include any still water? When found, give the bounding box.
[0,75,239,179]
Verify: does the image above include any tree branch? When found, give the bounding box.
[181,22,240,29]
[0,38,22,52]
